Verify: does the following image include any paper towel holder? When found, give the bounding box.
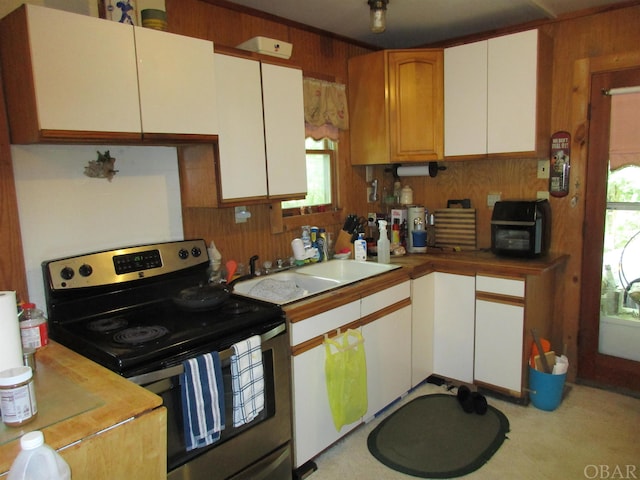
[388,162,446,178]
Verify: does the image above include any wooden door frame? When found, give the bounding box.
[572,50,640,391]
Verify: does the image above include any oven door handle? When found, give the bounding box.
[127,322,285,386]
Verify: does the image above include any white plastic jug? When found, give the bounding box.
[8,431,71,480]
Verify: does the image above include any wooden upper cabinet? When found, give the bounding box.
[444,29,552,159]
[349,49,444,165]
[0,4,217,144]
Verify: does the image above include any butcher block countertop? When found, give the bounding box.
[0,341,165,476]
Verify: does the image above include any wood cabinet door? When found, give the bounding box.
[487,29,538,154]
[61,407,167,479]
[261,63,307,199]
[388,50,444,161]
[7,5,141,141]
[135,27,217,136]
[444,41,488,157]
[214,54,268,201]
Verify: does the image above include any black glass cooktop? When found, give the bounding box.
[49,296,283,377]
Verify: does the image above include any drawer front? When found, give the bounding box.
[476,275,524,297]
[290,300,360,346]
[361,281,411,317]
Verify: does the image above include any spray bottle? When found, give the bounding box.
[377,220,390,264]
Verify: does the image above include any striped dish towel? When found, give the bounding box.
[231,335,264,427]
[180,351,225,451]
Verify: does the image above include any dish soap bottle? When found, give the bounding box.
[354,233,367,262]
[377,220,390,264]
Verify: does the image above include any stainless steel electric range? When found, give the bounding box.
[42,239,292,480]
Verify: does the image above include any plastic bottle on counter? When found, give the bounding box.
[8,431,71,480]
[0,366,37,427]
[377,220,390,264]
[19,303,48,350]
[354,233,367,262]
[391,219,401,245]
[317,228,327,262]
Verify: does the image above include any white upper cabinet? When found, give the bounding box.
[261,62,307,199]
[444,41,488,157]
[214,54,306,203]
[444,29,551,158]
[0,4,217,143]
[487,29,538,154]
[135,26,218,137]
[214,54,268,200]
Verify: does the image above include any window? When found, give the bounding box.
[281,138,337,215]
[602,165,640,308]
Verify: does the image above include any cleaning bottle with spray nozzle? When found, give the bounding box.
[377,220,390,264]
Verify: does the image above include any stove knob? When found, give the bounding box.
[178,248,189,259]
[191,247,202,257]
[60,267,74,280]
[79,264,93,277]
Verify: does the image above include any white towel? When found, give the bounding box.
[231,335,264,427]
[180,351,225,451]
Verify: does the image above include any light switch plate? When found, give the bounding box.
[537,160,550,179]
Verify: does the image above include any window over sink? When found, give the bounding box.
[281,138,337,216]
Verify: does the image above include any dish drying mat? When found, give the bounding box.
[248,278,305,303]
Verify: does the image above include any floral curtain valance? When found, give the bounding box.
[303,78,349,140]
[609,91,640,170]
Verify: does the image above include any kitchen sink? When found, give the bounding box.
[232,260,400,305]
[295,259,400,282]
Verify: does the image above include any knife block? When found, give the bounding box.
[334,230,354,258]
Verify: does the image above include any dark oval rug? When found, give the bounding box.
[367,394,510,478]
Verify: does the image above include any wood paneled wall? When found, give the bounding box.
[0,61,27,299]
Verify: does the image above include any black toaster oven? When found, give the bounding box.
[491,199,551,258]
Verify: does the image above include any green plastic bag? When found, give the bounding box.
[324,329,368,431]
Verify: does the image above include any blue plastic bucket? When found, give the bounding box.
[528,366,566,411]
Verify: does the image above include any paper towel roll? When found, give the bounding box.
[0,291,24,372]
[396,165,431,177]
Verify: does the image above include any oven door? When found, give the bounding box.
[129,323,292,480]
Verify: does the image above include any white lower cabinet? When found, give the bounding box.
[474,299,524,393]
[431,272,476,383]
[474,275,526,395]
[291,340,362,469]
[363,305,412,421]
[411,274,435,387]
[289,280,411,469]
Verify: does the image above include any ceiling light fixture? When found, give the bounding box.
[368,0,388,34]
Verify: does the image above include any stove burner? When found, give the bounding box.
[221,301,256,316]
[87,317,128,333]
[113,326,169,346]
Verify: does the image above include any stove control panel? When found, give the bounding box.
[43,239,208,290]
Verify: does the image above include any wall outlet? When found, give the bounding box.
[487,192,501,207]
[537,191,550,200]
[537,160,550,179]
